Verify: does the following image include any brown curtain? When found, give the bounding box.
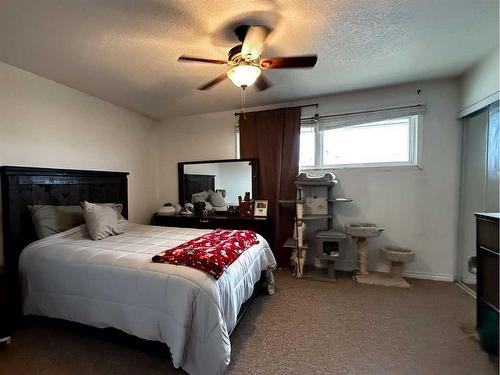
[239,107,301,266]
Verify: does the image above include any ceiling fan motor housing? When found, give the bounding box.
[234,25,250,43]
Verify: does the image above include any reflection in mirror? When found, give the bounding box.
[182,160,253,209]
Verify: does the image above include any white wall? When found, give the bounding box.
[459,48,499,117]
[157,78,462,281]
[0,62,159,265]
[156,111,237,204]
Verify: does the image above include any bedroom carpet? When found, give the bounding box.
[0,270,497,375]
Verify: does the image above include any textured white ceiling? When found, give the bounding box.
[0,0,498,119]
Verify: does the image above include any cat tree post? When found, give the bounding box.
[293,188,306,278]
[344,223,383,280]
[357,237,369,276]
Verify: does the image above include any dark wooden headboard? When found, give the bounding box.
[0,166,129,276]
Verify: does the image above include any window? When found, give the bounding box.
[299,111,421,169]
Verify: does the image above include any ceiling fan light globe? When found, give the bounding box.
[227,65,261,88]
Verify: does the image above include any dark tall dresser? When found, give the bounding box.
[0,267,13,345]
[475,213,499,356]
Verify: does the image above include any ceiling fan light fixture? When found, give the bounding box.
[226,64,261,88]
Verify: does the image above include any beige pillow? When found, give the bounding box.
[28,205,84,239]
[82,201,123,240]
[80,202,124,220]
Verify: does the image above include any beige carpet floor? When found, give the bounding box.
[0,270,497,375]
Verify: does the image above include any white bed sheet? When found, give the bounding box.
[19,221,276,375]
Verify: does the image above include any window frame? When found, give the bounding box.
[300,114,422,170]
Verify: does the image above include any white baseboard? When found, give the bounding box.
[455,282,477,298]
[312,260,454,282]
[402,271,454,282]
[461,275,476,285]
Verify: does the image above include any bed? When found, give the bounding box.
[0,166,276,375]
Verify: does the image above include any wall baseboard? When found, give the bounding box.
[461,275,477,285]
[402,271,454,282]
[314,260,454,282]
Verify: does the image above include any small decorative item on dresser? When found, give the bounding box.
[227,205,240,216]
[156,203,176,216]
[254,200,269,217]
[204,208,216,216]
[239,200,254,217]
[193,201,206,215]
[179,207,193,216]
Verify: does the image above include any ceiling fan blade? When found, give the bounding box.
[260,55,318,69]
[197,73,228,90]
[255,75,272,91]
[178,55,227,65]
[241,26,271,61]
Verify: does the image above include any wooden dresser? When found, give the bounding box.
[0,267,13,345]
[152,214,272,244]
[475,213,499,355]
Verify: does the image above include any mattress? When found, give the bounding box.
[19,221,276,375]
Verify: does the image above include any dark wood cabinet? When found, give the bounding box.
[475,213,499,356]
[0,267,13,343]
[152,214,272,244]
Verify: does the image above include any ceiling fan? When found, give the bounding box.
[177,25,318,91]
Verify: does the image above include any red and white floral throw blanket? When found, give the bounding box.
[152,229,260,279]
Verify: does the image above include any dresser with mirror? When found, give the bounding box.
[152,158,271,243]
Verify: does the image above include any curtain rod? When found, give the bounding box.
[300,104,425,121]
[234,103,318,117]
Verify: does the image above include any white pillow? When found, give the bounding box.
[82,201,123,240]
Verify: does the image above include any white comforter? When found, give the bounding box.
[19,221,276,375]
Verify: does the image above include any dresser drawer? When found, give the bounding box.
[478,247,499,309]
[152,214,272,243]
[477,217,499,253]
[152,215,197,228]
[197,218,216,229]
[0,270,13,337]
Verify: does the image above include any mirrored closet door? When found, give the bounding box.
[458,101,499,292]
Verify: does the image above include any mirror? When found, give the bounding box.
[178,159,258,210]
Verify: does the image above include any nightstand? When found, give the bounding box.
[0,267,13,345]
